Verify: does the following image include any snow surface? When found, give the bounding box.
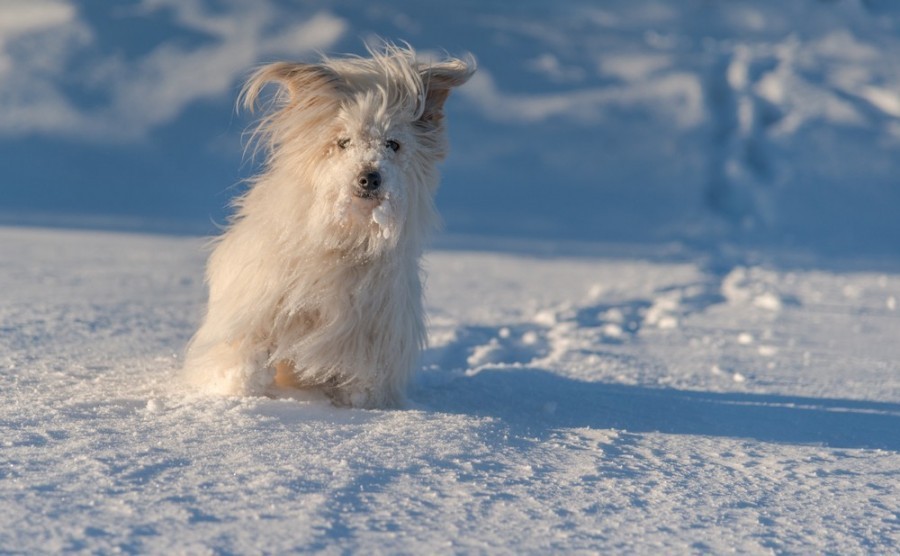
[2,226,899,553]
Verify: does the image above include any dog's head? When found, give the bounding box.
[241,45,474,256]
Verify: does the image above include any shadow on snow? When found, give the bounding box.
[417,367,900,452]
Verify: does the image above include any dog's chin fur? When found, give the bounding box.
[182,44,474,408]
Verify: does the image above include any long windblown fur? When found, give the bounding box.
[183,44,474,408]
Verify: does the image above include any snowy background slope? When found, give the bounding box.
[1,0,900,255]
[2,0,900,553]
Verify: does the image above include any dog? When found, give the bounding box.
[183,44,474,408]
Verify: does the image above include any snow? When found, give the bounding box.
[2,226,899,553]
[371,199,394,240]
[3,0,900,257]
[3,0,900,552]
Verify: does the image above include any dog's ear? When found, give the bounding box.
[419,59,475,124]
[240,62,343,112]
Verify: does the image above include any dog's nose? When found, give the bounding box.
[358,171,382,191]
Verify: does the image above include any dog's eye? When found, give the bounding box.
[386,140,400,152]
[337,138,351,150]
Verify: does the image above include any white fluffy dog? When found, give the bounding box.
[183,45,474,408]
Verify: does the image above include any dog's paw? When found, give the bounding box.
[325,383,402,409]
[326,386,368,408]
[194,364,274,396]
[183,345,275,396]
